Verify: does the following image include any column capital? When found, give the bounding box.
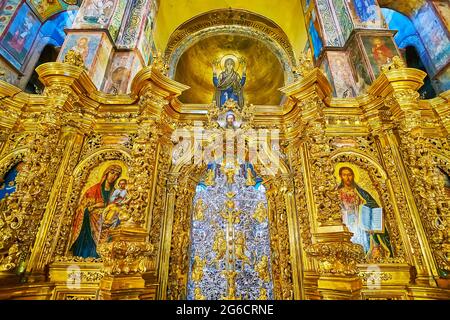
[367,65,428,134]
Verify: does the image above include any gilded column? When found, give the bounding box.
[163,174,198,300]
[368,64,444,287]
[266,176,298,300]
[281,68,364,299]
[97,62,188,300]
[0,61,91,281]
[0,82,24,157]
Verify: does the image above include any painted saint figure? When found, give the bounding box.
[69,37,90,63]
[8,11,34,53]
[225,112,237,129]
[308,10,323,59]
[0,162,23,201]
[337,166,394,259]
[70,164,122,258]
[83,0,114,25]
[213,58,246,109]
[371,38,394,67]
[352,0,377,22]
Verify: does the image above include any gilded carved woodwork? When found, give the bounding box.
[0,56,448,300]
[397,133,450,276]
[266,179,295,299]
[166,175,198,300]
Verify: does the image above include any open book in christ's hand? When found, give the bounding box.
[361,205,384,233]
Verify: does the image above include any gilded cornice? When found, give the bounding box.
[130,66,190,100]
[0,62,448,141]
[280,68,333,103]
[36,63,97,95]
[427,91,450,135]
[368,68,427,98]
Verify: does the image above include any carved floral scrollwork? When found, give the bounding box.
[305,119,343,225]
[289,147,312,249]
[148,144,172,261]
[98,240,153,275]
[397,132,450,275]
[266,178,295,300]
[0,115,64,271]
[306,241,364,276]
[124,92,168,227]
[378,137,425,268]
[167,176,198,300]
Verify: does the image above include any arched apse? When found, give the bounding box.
[382,8,438,98]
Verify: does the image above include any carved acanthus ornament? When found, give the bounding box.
[302,96,342,225]
[0,83,81,272]
[293,52,315,78]
[152,52,169,76]
[384,89,421,132]
[398,133,450,275]
[63,49,86,69]
[98,231,153,275]
[306,239,364,276]
[380,56,405,73]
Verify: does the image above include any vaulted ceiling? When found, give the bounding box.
[154,0,308,57]
[377,0,426,16]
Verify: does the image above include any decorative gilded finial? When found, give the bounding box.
[380,55,406,73]
[152,51,169,76]
[294,52,314,77]
[223,98,240,112]
[206,101,220,129]
[63,49,86,69]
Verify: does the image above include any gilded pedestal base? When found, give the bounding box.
[98,222,153,300]
[306,225,364,300]
[99,275,146,300]
[318,276,362,300]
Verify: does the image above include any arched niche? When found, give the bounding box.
[164,9,298,106]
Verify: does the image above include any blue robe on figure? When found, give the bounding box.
[339,182,394,258]
[354,0,376,22]
[213,70,246,109]
[308,19,323,59]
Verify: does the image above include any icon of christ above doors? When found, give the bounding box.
[335,163,394,261]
